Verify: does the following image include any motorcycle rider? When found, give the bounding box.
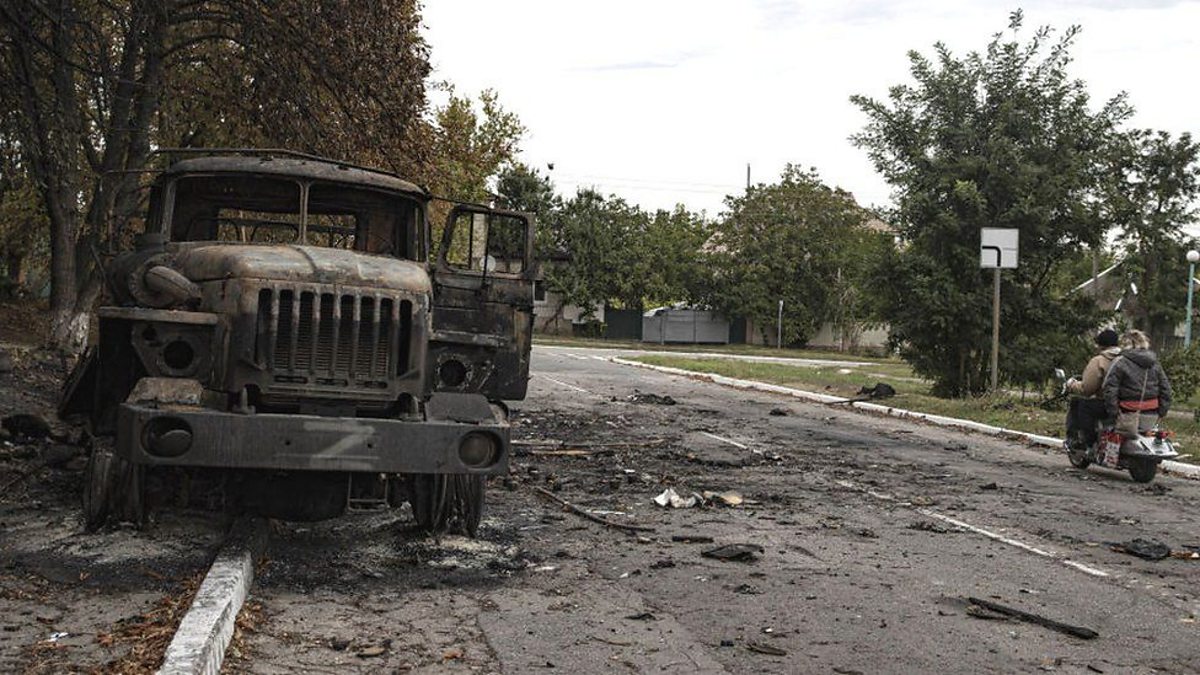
[1103,329,1172,435]
[1065,328,1121,449]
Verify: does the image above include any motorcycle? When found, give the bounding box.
[1054,368,1178,483]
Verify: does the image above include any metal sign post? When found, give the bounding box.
[980,228,1019,391]
[777,299,783,349]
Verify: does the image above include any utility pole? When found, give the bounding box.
[1186,250,1199,348]
[777,299,783,349]
[746,164,751,190]
[990,268,1001,391]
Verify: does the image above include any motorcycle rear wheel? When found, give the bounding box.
[1128,457,1158,483]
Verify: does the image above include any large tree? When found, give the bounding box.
[0,0,493,353]
[851,12,1124,395]
[702,165,881,346]
[1101,130,1200,343]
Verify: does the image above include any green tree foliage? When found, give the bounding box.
[1100,130,1200,344]
[540,189,642,315]
[1,0,522,352]
[426,88,526,205]
[851,12,1122,396]
[496,163,560,225]
[701,165,882,346]
[1160,345,1200,403]
[517,181,708,316]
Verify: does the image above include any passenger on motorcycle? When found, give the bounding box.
[1102,329,1172,435]
[1065,328,1121,449]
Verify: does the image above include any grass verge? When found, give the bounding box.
[533,334,892,363]
[631,355,1198,463]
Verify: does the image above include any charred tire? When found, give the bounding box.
[82,440,144,532]
[408,474,485,537]
[1128,457,1158,483]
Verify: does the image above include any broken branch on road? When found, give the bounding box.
[530,486,655,533]
[965,597,1098,640]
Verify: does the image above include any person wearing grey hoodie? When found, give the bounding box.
[1102,329,1172,434]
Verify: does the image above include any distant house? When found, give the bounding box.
[531,250,605,335]
[1071,258,1198,348]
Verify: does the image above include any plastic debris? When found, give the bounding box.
[654,488,699,508]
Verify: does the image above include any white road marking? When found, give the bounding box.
[920,511,1110,578]
[590,355,609,362]
[835,480,1113,579]
[699,431,749,450]
[538,375,589,394]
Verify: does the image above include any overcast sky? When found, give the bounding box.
[424,1,1200,217]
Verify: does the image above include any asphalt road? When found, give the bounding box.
[238,346,1200,674]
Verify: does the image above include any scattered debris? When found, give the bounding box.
[356,644,388,658]
[329,637,351,651]
[628,392,677,405]
[701,543,764,563]
[649,559,676,569]
[909,521,952,534]
[671,534,715,544]
[654,488,699,509]
[702,490,744,507]
[965,596,1098,640]
[529,448,615,457]
[768,408,790,416]
[531,486,655,533]
[979,482,999,491]
[625,612,656,621]
[653,488,744,509]
[855,528,879,539]
[732,584,762,595]
[858,382,896,399]
[514,438,668,451]
[745,641,787,656]
[1110,539,1171,561]
[833,383,897,405]
[441,647,464,661]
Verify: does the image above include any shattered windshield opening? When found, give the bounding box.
[169,175,420,259]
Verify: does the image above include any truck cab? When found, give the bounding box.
[61,152,535,536]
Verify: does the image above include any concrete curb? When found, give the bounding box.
[158,519,267,675]
[612,357,1200,480]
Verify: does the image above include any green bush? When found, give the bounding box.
[1161,345,1200,403]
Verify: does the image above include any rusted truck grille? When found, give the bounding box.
[256,288,413,391]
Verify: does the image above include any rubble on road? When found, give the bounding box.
[627,392,677,405]
[701,543,764,562]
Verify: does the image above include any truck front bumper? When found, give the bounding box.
[115,403,509,474]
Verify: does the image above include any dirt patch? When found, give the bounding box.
[0,300,49,348]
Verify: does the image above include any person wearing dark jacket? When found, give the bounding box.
[1102,329,1172,435]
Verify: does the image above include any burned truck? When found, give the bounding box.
[60,151,535,536]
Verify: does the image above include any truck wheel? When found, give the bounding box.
[82,445,115,532]
[408,474,485,537]
[82,441,145,531]
[1128,458,1158,484]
